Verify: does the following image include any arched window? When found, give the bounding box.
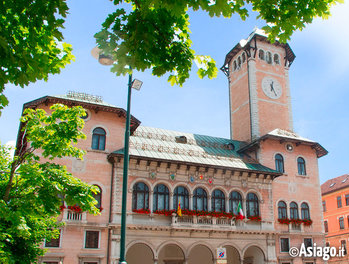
[238,57,242,68]
[193,188,207,211]
[132,182,149,210]
[290,202,299,219]
[242,52,246,63]
[278,201,287,219]
[153,184,169,211]
[274,54,280,64]
[301,202,310,220]
[259,49,265,60]
[246,193,259,217]
[211,189,225,212]
[275,154,284,173]
[173,186,189,210]
[229,191,242,215]
[266,51,272,64]
[297,157,306,175]
[92,127,106,150]
[93,185,102,209]
[233,61,237,71]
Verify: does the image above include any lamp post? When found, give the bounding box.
[91,47,142,264]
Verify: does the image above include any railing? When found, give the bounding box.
[130,212,274,231]
[62,209,86,222]
[170,214,275,231]
[67,210,82,221]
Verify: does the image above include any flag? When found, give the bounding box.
[177,201,182,217]
[236,202,245,220]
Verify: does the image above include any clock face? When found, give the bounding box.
[262,77,282,99]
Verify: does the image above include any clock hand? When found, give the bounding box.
[270,81,277,96]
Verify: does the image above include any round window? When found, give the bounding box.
[285,143,294,152]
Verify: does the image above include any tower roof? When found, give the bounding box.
[238,128,328,158]
[221,28,296,74]
[22,93,141,133]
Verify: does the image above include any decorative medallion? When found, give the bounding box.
[169,173,176,181]
[208,178,213,184]
[189,175,195,183]
[199,173,204,180]
[149,171,157,179]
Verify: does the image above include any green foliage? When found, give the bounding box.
[95,0,340,85]
[0,0,74,114]
[0,104,98,263]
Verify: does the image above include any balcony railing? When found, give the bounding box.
[129,212,273,232]
[62,209,86,223]
[171,214,273,231]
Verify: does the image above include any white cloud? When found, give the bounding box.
[295,1,349,76]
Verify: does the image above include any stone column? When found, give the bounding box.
[170,192,174,210]
[208,195,212,211]
[189,194,193,210]
[149,191,154,213]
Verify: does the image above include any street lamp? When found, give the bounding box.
[91,47,142,264]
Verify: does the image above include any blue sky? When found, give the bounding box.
[1,0,348,184]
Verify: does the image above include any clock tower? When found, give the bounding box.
[221,29,296,142]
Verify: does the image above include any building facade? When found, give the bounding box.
[20,30,327,264]
[321,174,349,263]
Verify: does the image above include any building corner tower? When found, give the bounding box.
[221,29,295,142]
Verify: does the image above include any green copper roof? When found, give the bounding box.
[111,126,279,175]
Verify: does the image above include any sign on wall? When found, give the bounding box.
[216,247,227,263]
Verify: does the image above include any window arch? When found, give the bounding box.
[242,52,246,63]
[132,182,149,210]
[193,187,207,211]
[278,201,287,219]
[266,51,272,64]
[275,154,284,173]
[301,202,310,220]
[258,49,265,60]
[173,186,189,210]
[92,127,106,150]
[246,193,259,217]
[211,189,225,212]
[274,53,280,64]
[297,157,306,175]
[233,61,237,71]
[92,185,102,209]
[229,191,242,215]
[290,202,299,219]
[238,56,242,68]
[153,184,169,211]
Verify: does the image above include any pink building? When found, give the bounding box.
[21,30,326,264]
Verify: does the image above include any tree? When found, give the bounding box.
[0,104,98,263]
[0,0,74,114]
[95,0,341,85]
[0,0,340,114]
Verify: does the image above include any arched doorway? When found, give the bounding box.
[188,244,214,264]
[158,243,185,264]
[243,246,265,264]
[224,245,240,264]
[126,243,154,264]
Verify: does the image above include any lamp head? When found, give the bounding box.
[91,47,114,66]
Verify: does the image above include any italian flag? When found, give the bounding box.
[236,202,245,220]
[177,201,182,217]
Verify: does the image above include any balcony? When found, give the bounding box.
[129,212,274,232]
[62,209,87,223]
